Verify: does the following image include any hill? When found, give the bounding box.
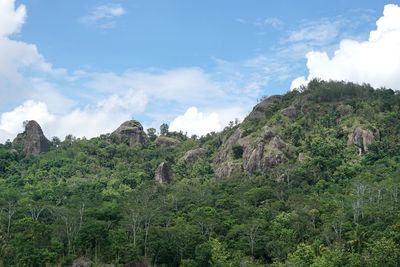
[1,79,400,266]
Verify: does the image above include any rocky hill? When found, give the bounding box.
[1,79,400,266]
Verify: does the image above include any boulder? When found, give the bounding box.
[348,127,378,155]
[213,126,292,179]
[281,105,297,119]
[246,95,282,120]
[112,120,146,146]
[214,161,243,179]
[13,120,49,155]
[155,136,180,147]
[242,126,289,173]
[155,161,172,184]
[180,148,207,163]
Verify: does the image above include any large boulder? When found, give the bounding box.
[213,126,293,179]
[13,120,49,155]
[246,95,282,120]
[112,120,146,146]
[348,126,378,155]
[155,161,172,184]
[281,105,297,119]
[155,136,180,147]
[180,148,208,163]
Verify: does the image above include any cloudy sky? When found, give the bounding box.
[0,0,399,142]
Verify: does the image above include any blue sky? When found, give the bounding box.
[0,0,399,141]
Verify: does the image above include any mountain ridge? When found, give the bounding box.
[1,79,400,266]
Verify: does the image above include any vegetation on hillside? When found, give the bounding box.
[1,80,400,266]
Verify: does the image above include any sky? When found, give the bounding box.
[1,0,400,142]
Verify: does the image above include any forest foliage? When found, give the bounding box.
[1,80,400,266]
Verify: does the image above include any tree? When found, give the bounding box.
[147,128,157,141]
[232,145,243,159]
[209,238,232,267]
[160,123,169,136]
[365,237,400,267]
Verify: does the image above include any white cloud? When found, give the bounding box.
[0,0,70,111]
[0,101,56,142]
[78,4,126,29]
[263,17,283,28]
[83,68,220,103]
[287,20,340,43]
[170,107,221,136]
[170,106,247,137]
[291,4,400,90]
[236,17,283,29]
[0,0,26,37]
[50,89,146,139]
[290,76,307,91]
[0,88,148,143]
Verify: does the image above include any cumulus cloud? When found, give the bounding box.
[0,0,70,111]
[0,89,148,143]
[0,0,26,37]
[50,89,147,139]
[0,0,262,143]
[78,4,126,29]
[291,4,400,90]
[0,101,55,142]
[170,107,221,136]
[169,106,247,137]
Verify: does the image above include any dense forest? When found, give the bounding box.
[1,79,400,266]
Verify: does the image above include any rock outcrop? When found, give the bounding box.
[213,126,293,179]
[155,136,180,147]
[281,105,297,119]
[348,126,378,155]
[180,148,207,163]
[155,161,172,184]
[112,120,146,146]
[13,120,49,155]
[246,95,282,120]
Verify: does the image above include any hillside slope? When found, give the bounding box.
[1,79,400,266]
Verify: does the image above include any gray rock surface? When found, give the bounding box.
[155,161,172,184]
[180,148,208,163]
[213,126,293,179]
[246,95,282,120]
[112,120,146,146]
[13,120,49,155]
[348,126,378,155]
[281,105,297,119]
[155,136,180,147]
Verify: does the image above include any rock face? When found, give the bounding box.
[348,126,378,155]
[246,95,282,120]
[180,148,207,163]
[112,120,146,146]
[155,136,180,147]
[13,120,49,155]
[155,161,172,184]
[213,126,293,179]
[281,105,297,119]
